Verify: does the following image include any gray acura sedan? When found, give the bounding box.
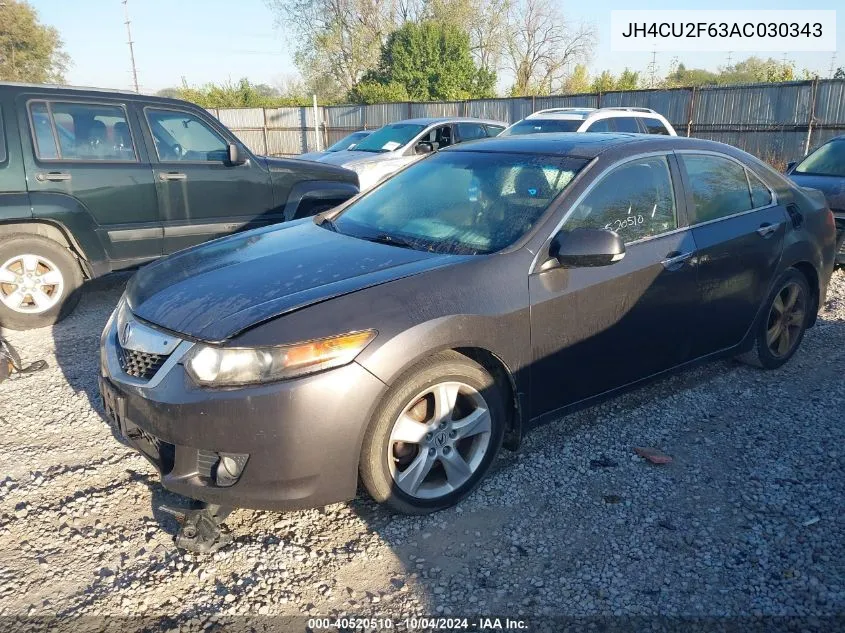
[100,134,835,545]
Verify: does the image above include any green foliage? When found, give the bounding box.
[349,81,410,104]
[161,78,312,108]
[835,67,845,80]
[0,0,69,83]
[351,21,496,103]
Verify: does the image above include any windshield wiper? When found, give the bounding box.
[366,233,420,250]
[316,214,338,232]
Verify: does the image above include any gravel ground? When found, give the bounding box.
[0,269,843,630]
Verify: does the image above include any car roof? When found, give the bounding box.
[0,81,191,107]
[389,117,506,126]
[445,133,735,160]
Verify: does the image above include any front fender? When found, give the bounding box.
[281,180,359,221]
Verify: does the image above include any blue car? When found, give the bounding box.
[788,136,845,263]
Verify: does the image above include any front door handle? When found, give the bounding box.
[158,172,187,182]
[756,222,780,238]
[661,251,694,270]
[35,171,71,182]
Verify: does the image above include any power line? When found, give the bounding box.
[122,0,140,93]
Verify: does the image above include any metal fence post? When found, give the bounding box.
[805,78,819,155]
[261,108,269,155]
[686,87,696,138]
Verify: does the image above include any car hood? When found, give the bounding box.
[125,221,457,342]
[315,150,398,167]
[789,173,845,211]
[293,151,326,161]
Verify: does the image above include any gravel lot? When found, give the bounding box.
[1,269,843,629]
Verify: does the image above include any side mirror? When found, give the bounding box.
[549,228,625,268]
[227,142,247,166]
[785,161,796,173]
[414,142,433,155]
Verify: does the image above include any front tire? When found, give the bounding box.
[0,235,83,330]
[737,268,811,370]
[359,351,506,515]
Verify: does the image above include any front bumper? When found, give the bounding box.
[99,315,386,511]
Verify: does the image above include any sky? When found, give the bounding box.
[27,0,844,95]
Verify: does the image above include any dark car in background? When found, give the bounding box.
[99,133,835,527]
[296,130,372,161]
[0,83,359,330]
[787,135,845,263]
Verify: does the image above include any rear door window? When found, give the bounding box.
[614,117,640,133]
[748,170,773,208]
[642,118,671,135]
[456,123,487,142]
[681,154,754,224]
[27,101,137,161]
[585,119,613,132]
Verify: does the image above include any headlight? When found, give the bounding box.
[184,330,376,386]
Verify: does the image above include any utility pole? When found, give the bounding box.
[726,51,733,68]
[647,49,658,88]
[829,52,837,79]
[123,0,140,93]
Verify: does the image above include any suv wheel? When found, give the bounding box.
[0,235,83,330]
[359,351,505,514]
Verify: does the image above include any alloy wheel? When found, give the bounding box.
[766,281,805,359]
[0,254,65,314]
[387,381,492,500]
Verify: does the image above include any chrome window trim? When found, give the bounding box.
[529,150,677,273]
[673,149,779,225]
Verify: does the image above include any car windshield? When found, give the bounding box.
[353,123,426,152]
[326,131,370,152]
[501,119,583,136]
[331,151,587,255]
[794,140,845,177]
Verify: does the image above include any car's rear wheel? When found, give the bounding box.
[0,235,83,330]
[359,351,505,514]
[738,268,810,369]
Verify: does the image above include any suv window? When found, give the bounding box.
[486,125,505,137]
[28,101,137,161]
[146,109,228,162]
[456,123,487,141]
[642,118,670,135]
[585,119,613,132]
[681,154,756,224]
[614,117,640,133]
[566,156,677,242]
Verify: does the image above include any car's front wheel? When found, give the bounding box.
[359,351,506,514]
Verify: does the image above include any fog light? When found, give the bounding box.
[214,452,248,487]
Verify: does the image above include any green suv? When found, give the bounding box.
[0,83,359,330]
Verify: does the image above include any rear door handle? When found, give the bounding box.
[158,172,187,182]
[661,251,694,269]
[35,171,71,182]
[757,222,780,238]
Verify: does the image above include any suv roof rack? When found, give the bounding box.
[598,107,657,114]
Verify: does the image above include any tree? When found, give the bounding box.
[835,67,845,80]
[0,0,69,83]
[663,62,719,88]
[355,21,495,102]
[424,0,511,76]
[589,70,615,93]
[719,56,795,84]
[165,78,311,108]
[615,68,639,91]
[561,63,590,94]
[265,0,405,97]
[504,0,594,96]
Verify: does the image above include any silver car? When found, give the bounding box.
[313,117,507,190]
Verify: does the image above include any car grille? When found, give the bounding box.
[117,345,168,380]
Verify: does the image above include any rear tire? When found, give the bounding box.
[359,351,506,515]
[0,234,83,330]
[737,268,810,370]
